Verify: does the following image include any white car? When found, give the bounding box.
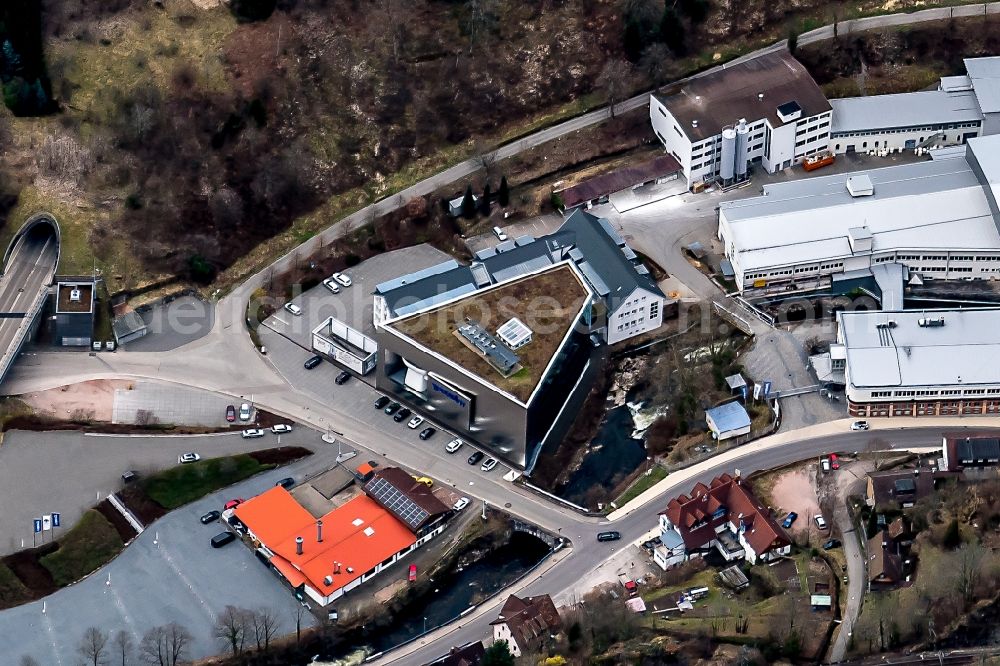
[445,438,463,454]
[179,452,201,464]
[453,497,470,511]
[480,458,498,473]
[407,415,424,429]
[814,514,828,530]
[850,420,870,431]
[322,277,341,294]
[332,272,352,287]
[241,428,265,439]
[270,424,292,434]
[239,403,252,421]
[284,303,302,316]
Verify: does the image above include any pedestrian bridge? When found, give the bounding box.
[0,213,60,385]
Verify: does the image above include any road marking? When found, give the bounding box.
[157,541,218,624]
[106,581,142,648]
[42,605,64,666]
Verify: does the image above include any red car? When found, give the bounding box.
[408,564,417,582]
[225,405,236,423]
[224,498,245,511]
[830,453,840,470]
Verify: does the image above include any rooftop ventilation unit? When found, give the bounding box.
[846,175,874,197]
[457,320,520,374]
[917,316,945,327]
[496,317,533,350]
[69,288,81,302]
[776,100,802,123]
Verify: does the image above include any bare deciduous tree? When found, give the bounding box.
[251,607,280,652]
[639,43,672,87]
[140,623,191,666]
[113,630,133,666]
[78,626,109,666]
[294,603,307,645]
[215,605,250,657]
[598,59,633,118]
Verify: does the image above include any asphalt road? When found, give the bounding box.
[830,461,875,662]
[0,227,57,376]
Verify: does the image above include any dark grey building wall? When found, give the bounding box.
[53,312,93,346]
[374,327,600,471]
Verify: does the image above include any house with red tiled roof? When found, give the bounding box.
[489,594,562,657]
[654,473,790,569]
[232,466,451,606]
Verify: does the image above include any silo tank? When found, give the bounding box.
[720,128,737,183]
[735,119,750,178]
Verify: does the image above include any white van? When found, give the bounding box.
[493,226,508,242]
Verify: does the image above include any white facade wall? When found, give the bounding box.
[492,630,521,657]
[606,287,664,345]
[650,97,694,185]
[830,121,982,155]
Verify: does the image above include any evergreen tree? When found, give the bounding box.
[787,29,799,55]
[479,183,492,216]
[460,184,476,219]
[481,641,515,666]
[2,40,21,73]
[498,175,510,207]
[660,8,686,56]
[943,518,961,549]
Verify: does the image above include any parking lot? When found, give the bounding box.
[111,381,248,427]
[123,295,215,352]
[262,243,453,351]
[1,460,319,664]
[0,428,318,557]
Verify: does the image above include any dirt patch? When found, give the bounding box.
[116,486,167,526]
[94,498,139,542]
[248,446,312,466]
[2,415,241,435]
[2,543,57,600]
[374,579,407,604]
[766,466,821,533]
[19,379,128,422]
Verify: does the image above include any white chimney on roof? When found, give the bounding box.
[758,92,764,101]
[692,119,699,128]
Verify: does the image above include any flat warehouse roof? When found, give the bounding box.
[720,148,1000,272]
[838,308,1000,388]
[830,89,983,134]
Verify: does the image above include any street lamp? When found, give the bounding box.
[423,616,427,634]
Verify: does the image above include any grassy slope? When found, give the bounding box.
[0,562,32,607]
[141,454,275,509]
[38,510,124,587]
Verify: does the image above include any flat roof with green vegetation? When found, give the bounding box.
[389,264,590,402]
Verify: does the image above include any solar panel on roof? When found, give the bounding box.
[635,264,650,275]
[495,240,516,253]
[514,235,535,246]
[366,477,429,530]
[475,247,497,260]
[458,322,520,373]
[621,246,637,261]
[597,217,627,247]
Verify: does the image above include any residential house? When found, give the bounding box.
[865,467,958,509]
[942,433,1000,477]
[490,594,562,658]
[656,473,791,570]
[424,642,485,666]
[868,531,904,588]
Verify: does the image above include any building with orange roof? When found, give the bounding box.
[654,472,790,570]
[233,479,449,606]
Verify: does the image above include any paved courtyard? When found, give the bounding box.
[123,295,215,352]
[111,381,243,426]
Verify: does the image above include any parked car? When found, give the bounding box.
[453,497,470,511]
[408,564,417,582]
[200,510,221,525]
[322,277,341,294]
[407,415,424,429]
[851,420,870,431]
[419,427,436,440]
[304,355,323,370]
[335,371,351,385]
[121,470,139,484]
[493,226,508,241]
[782,512,798,529]
[597,531,622,542]
[384,401,400,415]
[467,450,484,465]
[821,457,831,473]
[275,477,294,489]
[241,428,265,439]
[823,538,842,550]
[413,476,434,487]
[179,453,201,464]
[814,514,828,530]
[332,272,352,287]
[374,396,390,409]
[225,405,236,422]
[211,532,236,548]
[224,498,245,511]
[446,438,463,454]
[393,407,412,422]
[284,303,302,316]
[239,402,252,421]
[480,457,498,472]
[830,453,840,470]
[271,424,293,434]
